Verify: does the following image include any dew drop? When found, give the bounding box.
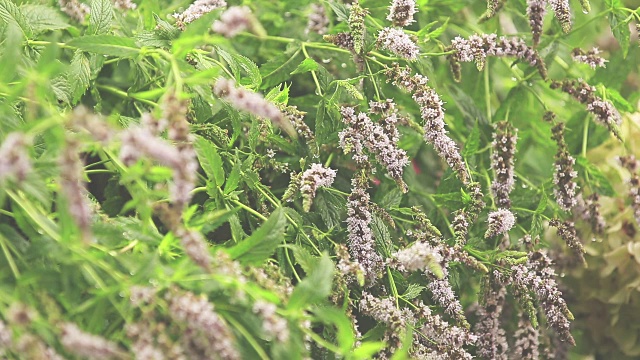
[560,273,566,278]
[341,63,347,68]
[511,77,517,81]
[322,58,331,63]
[582,9,589,14]
[119,291,125,298]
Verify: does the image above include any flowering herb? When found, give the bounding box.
[0,0,637,359]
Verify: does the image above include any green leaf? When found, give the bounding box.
[68,50,91,103]
[333,80,364,101]
[607,8,630,58]
[604,87,635,113]
[326,1,350,22]
[0,23,22,83]
[194,135,225,187]
[462,121,481,158]
[312,306,355,352]
[291,58,319,75]
[0,0,32,38]
[88,0,113,35]
[20,5,69,33]
[259,45,303,89]
[351,342,387,360]
[67,35,140,57]
[575,156,616,197]
[223,162,241,195]
[215,47,262,88]
[226,208,286,265]
[288,252,334,310]
[313,189,345,230]
[401,284,425,300]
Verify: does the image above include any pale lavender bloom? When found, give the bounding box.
[300,163,337,212]
[167,290,240,360]
[126,323,166,360]
[575,193,605,234]
[549,0,572,33]
[71,106,114,144]
[58,0,90,22]
[346,178,383,284]
[547,118,579,211]
[339,106,409,191]
[113,0,136,10]
[510,252,575,345]
[120,127,183,169]
[512,313,540,359]
[60,323,123,360]
[174,228,212,272]
[359,293,411,354]
[0,132,31,182]
[306,3,328,35]
[384,64,468,183]
[214,78,296,137]
[173,0,227,30]
[551,80,621,139]
[0,320,12,355]
[491,122,517,208]
[572,47,607,69]
[391,241,443,273]
[427,268,467,326]
[485,208,516,238]
[212,6,251,37]
[253,300,289,342]
[449,33,547,78]
[59,139,93,240]
[387,0,417,27]
[129,286,157,307]
[16,334,64,360]
[376,27,419,61]
[526,0,546,46]
[474,285,508,360]
[415,302,476,359]
[549,219,585,264]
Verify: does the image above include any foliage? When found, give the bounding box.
[0,0,638,359]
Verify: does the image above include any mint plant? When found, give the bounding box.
[0,0,638,359]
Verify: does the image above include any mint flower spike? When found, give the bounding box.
[474,284,508,360]
[549,0,572,33]
[512,311,540,359]
[339,106,409,192]
[59,138,93,242]
[549,219,586,265]
[619,155,640,227]
[571,47,607,69]
[60,322,124,360]
[384,64,469,184]
[376,27,420,61]
[113,0,137,10]
[545,112,580,211]
[58,0,90,22]
[300,163,337,212]
[491,121,518,209]
[307,3,328,35]
[346,176,383,285]
[213,78,297,138]
[479,0,506,22]
[212,6,253,38]
[526,0,546,46]
[0,132,31,183]
[485,208,516,238]
[173,0,227,30]
[449,33,547,80]
[387,0,417,27]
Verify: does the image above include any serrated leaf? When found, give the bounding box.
[215,47,262,87]
[333,80,363,101]
[68,50,91,103]
[326,1,350,22]
[21,5,69,33]
[226,208,286,265]
[0,22,22,83]
[576,156,615,196]
[313,189,345,230]
[607,9,630,58]
[88,0,113,35]
[223,162,241,195]
[194,135,225,187]
[401,284,425,300]
[291,58,319,74]
[285,244,315,274]
[288,252,334,310]
[0,0,32,38]
[68,35,140,57]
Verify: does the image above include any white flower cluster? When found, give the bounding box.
[253,300,290,342]
[300,163,337,212]
[512,313,540,359]
[60,323,123,360]
[214,78,296,137]
[166,290,240,360]
[391,241,443,273]
[485,208,516,238]
[59,139,93,240]
[572,47,607,69]
[175,228,214,272]
[376,27,419,61]
[0,132,31,182]
[549,0,572,32]
[346,178,383,283]
[58,0,90,23]
[450,33,544,72]
[212,6,252,38]
[474,285,508,359]
[491,122,518,208]
[387,0,417,27]
[526,0,546,46]
[173,0,227,29]
[339,106,409,191]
